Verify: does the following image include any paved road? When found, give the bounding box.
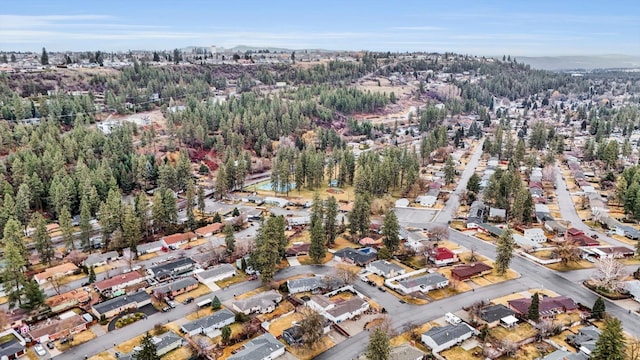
[554,164,630,248]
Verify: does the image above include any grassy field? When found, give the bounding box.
[287,337,335,360]
[161,346,192,360]
[185,306,215,321]
[298,252,333,265]
[56,329,96,351]
[268,312,304,337]
[390,322,433,347]
[89,352,117,360]
[547,260,594,271]
[489,322,537,343]
[216,271,248,288]
[174,284,212,303]
[441,345,483,360]
[257,302,295,322]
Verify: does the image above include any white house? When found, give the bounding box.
[396,273,449,294]
[395,198,410,208]
[512,233,542,250]
[306,294,369,323]
[416,195,437,207]
[523,228,547,243]
[366,260,406,279]
[180,309,235,337]
[422,322,478,353]
[287,277,324,294]
[227,333,285,360]
[196,264,236,285]
[232,290,282,315]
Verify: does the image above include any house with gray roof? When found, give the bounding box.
[153,277,199,299]
[287,277,324,294]
[397,273,449,294]
[91,291,151,319]
[196,264,236,285]
[480,304,517,327]
[228,333,285,360]
[542,349,588,360]
[467,201,485,228]
[180,309,235,337]
[84,251,119,267]
[422,322,478,353]
[232,290,282,315]
[366,260,406,278]
[153,330,184,356]
[566,326,600,356]
[147,258,196,281]
[136,241,163,255]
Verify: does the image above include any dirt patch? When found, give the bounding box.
[326,188,344,194]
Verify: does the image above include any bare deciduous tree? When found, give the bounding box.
[298,308,325,349]
[552,240,581,265]
[334,263,360,285]
[500,339,518,357]
[592,258,626,292]
[627,337,640,360]
[430,226,449,244]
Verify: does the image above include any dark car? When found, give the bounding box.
[399,299,406,304]
[182,297,194,305]
[378,286,387,292]
[46,342,54,349]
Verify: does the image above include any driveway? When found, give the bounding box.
[286,257,301,266]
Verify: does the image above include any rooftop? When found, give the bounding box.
[92,291,150,315]
[227,333,284,360]
[180,309,235,332]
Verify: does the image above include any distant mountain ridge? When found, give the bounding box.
[518,55,640,71]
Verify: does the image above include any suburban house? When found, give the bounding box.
[264,197,289,208]
[625,280,640,303]
[287,277,325,294]
[0,330,26,360]
[232,290,282,315]
[523,228,547,243]
[396,273,449,294]
[29,313,88,343]
[286,242,310,256]
[137,241,164,255]
[93,272,145,294]
[152,277,199,299]
[145,330,183,356]
[46,289,91,313]
[283,320,331,346]
[228,333,285,360]
[385,343,426,360]
[544,220,568,234]
[588,246,635,259]
[565,228,599,247]
[195,223,224,238]
[366,260,406,278]
[196,264,237,285]
[508,296,577,319]
[428,247,458,266]
[84,251,120,268]
[34,263,79,285]
[161,232,197,249]
[488,207,507,222]
[450,262,493,281]
[91,291,151,319]
[480,304,518,328]
[147,258,196,281]
[422,322,478,353]
[512,233,543,250]
[306,294,370,323]
[466,201,485,228]
[180,309,235,337]
[416,195,437,207]
[566,326,601,356]
[541,349,588,360]
[334,247,378,266]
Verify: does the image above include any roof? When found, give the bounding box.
[228,333,284,360]
[309,295,333,309]
[149,258,196,277]
[423,322,475,346]
[390,343,426,360]
[479,223,504,237]
[326,297,367,319]
[286,242,310,256]
[450,262,493,278]
[431,247,456,261]
[181,309,235,332]
[508,296,577,316]
[0,339,24,358]
[625,280,640,299]
[233,290,282,312]
[46,289,91,308]
[154,277,198,295]
[195,223,224,235]
[85,251,119,266]
[542,349,588,360]
[137,241,163,252]
[94,272,144,291]
[334,247,377,265]
[92,291,150,315]
[287,277,324,291]
[34,262,78,281]
[489,207,506,218]
[594,246,634,255]
[480,304,516,323]
[197,264,236,280]
[153,330,182,350]
[567,326,600,352]
[29,314,86,339]
[398,273,448,289]
[368,260,405,275]
[161,232,196,245]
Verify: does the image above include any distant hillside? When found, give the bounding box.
[229,45,334,53]
[518,55,640,71]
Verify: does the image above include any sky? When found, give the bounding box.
[1,0,639,56]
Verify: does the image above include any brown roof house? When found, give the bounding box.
[195,223,224,238]
[29,313,88,343]
[450,262,493,281]
[161,232,197,249]
[94,272,145,294]
[508,295,577,319]
[34,263,79,285]
[46,289,91,313]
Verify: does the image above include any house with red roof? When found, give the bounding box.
[428,247,458,266]
[93,272,145,294]
[508,295,577,319]
[161,232,197,249]
[450,262,493,281]
[195,223,224,238]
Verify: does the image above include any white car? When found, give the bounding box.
[34,344,46,356]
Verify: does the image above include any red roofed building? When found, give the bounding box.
[508,296,577,319]
[286,243,310,257]
[566,228,584,237]
[161,232,197,248]
[195,223,224,238]
[94,272,145,294]
[450,262,493,281]
[428,247,458,266]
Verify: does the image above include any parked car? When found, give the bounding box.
[46,342,54,350]
[247,274,258,281]
[378,286,387,292]
[399,299,406,304]
[34,344,46,356]
[162,307,171,312]
[167,300,177,308]
[183,297,194,305]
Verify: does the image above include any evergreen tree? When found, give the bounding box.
[185,180,196,230]
[528,292,540,321]
[134,332,161,360]
[366,328,391,360]
[324,196,339,245]
[40,47,49,65]
[592,297,606,320]
[212,212,222,223]
[349,192,371,238]
[14,183,31,227]
[211,296,221,310]
[591,316,625,360]
[467,173,481,194]
[197,186,206,216]
[20,281,46,311]
[2,224,27,307]
[495,228,515,275]
[88,266,96,283]
[31,214,54,265]
[221,325,231,344]
[381,209,400,253]
[224,224,235,254]
[444,156,456,184]
[250,216,285,283]
[122,205,141,256]
[79,197,92,250]
[309,217,326,263]
[59,206,75,250]
[215,164,228,199]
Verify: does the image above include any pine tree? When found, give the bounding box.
[3,219,27,261]
[221,325,231,344]
[591,316,625,360]
[31,214,53,264]
[382,209,400,253]
[349,192,371,238]
[495,228,515,275]
[88,266,96,283]
[122,205,141,256]
[20,281,46,311]
[324,196,339,245]
[215,165,228,199]
[14,183,31,227]
[444,156,456,184]
[592,297,606,320]
[185,180,196,230]
[2,224,27,307]
[59,206,75,250]
[79,197,92,250]
[224,224,235,254]
[211,296,221,310]
[467,173,481,194]
[309,218,326,263]
[250,216,284,283]
[528,292,540,321]
[366,328,390,360]
[134,332,161,360]
[197,186,206,216]
[40,47,49,65]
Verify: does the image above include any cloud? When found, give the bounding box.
[390,26,443,31]
[0,14,113,28]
